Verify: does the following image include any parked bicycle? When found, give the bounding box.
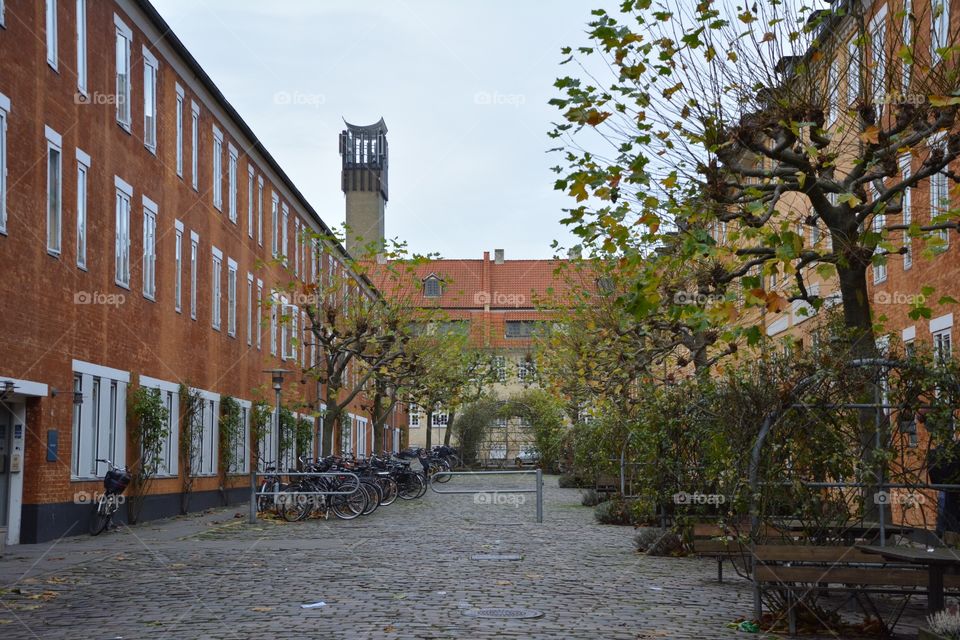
[89,458,131,536]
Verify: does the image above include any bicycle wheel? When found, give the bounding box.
[279,486,309,522]
[398,473,424,500]
[359,481,381,516]
[89,495,111,536]
[331,487,367,520]
[433,460,452,483]
[378,477,399,506]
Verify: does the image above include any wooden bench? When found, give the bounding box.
[752,545,960,634]
[690,522,793,582]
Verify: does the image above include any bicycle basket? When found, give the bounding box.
[104,469,131,494]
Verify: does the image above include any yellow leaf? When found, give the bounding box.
[860,125,880,144]
[929,95,960,107]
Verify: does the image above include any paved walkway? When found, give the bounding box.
[0,475,926,639]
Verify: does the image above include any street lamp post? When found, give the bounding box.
[265,369,289,470]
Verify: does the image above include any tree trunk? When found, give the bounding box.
[425,409,434,449]
[321,404,340,457]
[443,409,457,446]
[373,384,384,454]
[835,260,886,522]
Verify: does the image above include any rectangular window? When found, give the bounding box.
[143,47,158,152]
[115,16,132,129]
[175,85,184,176]
[76,149,89,268]
[190,231,199,320]
[505,320,542,338]
[247,166,254,237]
[211,248,222,330]
[142,197,158,299]
[257,177,264,246]
[190,396,219,477]
[281,303,298,360]
[229,403,251,474]
[46,0,57,68]
[934,330,953,364]
[76,0,86,92]
[270,294,278,355]
[228,144,238,222]
[294,219,300,276]
[902,0,912,90]
[282,204,289,263]
[46,126,62,255]
[931,136,950,251]
[212,127,223,210]
[174,221,183,312]
[256,279,263,350]
[227,259,237,337]
[518,358,537,381]
[138,377,179,477]
[900,154,913,270]
[246,273,253,346]
[115,177,133,287]
[493,355,507,382]
[71,361,129,479]
[932,0,950,63]
[847,39,860,104]
[271,194,279,256]
[870,185,886,284]
[0,93,8,234]
[408,404,420,428]
[869,6,886,107]
[431,409,449,428]
[827,60,838,123]
[190,102,199,190]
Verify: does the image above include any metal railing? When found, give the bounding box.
[248,470,360,523]
[429,469,543,523]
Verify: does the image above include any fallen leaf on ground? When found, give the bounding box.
[495,580,512,586]
[384,625,396,632]
[250,607,274,612]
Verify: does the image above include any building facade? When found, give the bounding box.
[0,0,378,544]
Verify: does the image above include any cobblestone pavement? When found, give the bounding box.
[0,475,928,639]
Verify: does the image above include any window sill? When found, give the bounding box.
[77,263,87,272]
[47,60,58,73]
[115,280,130,291]
[117,121,131,135]
[46,248,61,258]
[145,144,157,156]
[143,293,156,302]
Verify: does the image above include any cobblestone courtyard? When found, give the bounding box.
[0,476,927,639]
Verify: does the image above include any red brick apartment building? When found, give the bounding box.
[0,0,383,544]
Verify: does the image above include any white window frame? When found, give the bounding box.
[175,84,184,176]
[114,15,132,130]
[827,59,838,124]
[142,195,158,300]
[174,220,183,312]
[902,0,912,91]
[142,46,158,153]
[114,176,132,287]
[281,302,299,361]
[256,279,263,350]
[847,38,860,104]
[190,231,199,320]
[71,359,130,480]
[409,403,420,428]
[76,0,87,94]
[46,0,57,69]
[869,4,887,108]
[246,272,254,346]
[930,134,951,251]
[189,390,220,477]
[0,92,8,235]
[282,203,289,264]
[900,154,913,270]
[229,399,252,474]
[227,258,237,337]
[76,148,90,269]
[870,185,887,284]
[139,375,181,477]
[270,292,278,356]
[211,247,223,331]
[190,101,199,190]
[932,0,950,64]
[45,125,62,256]
[931,314,953,364]
[271,194,280,256]
[212,126,223,210]
[227,143,238,223]
[257,176,264,246]
[247,165,254,237]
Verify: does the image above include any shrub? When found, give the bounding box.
[581,488,607,506]
[558,473,590,489]
[928,608,960,639]
[633,527,683,556]
[594,497,635,525]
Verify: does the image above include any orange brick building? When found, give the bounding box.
[0,0,376,543]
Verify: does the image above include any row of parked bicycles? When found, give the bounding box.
[256,445,461,522]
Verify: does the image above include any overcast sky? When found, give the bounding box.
[151,0,597,259]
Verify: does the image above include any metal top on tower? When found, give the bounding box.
[339,118,388,201]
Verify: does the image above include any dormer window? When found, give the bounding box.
[424,275,442,298]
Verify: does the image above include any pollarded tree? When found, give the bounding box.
[551,0,960,359]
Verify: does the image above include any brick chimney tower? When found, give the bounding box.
[340,118,388,257]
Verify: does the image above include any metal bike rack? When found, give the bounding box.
[248,470,360,523]
[429,469,543,523]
